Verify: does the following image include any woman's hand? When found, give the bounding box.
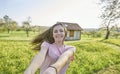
[70,55,74,61]
[43,67,56,74]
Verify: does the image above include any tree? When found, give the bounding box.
[22,21,30,37]
[0,18,5,32]
[22,16,32,37]
[31,25,38,34]
[89,30,97,37]
[10,21,18,31]
[99,0,120,39]
[3,15,10,33]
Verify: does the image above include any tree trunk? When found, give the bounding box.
[105,18,111,39]
[8,29,10,33]
[26,30,29,37]
[105,30,110,39]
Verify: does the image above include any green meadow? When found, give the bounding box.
[0,31,120,74]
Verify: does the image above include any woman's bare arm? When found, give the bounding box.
[24,46,48,74]
[52,48,75,72]
[44,47,75,74]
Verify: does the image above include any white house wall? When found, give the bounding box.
[67,31,70,37]
[74,31,80,39]
[65,31,80,40]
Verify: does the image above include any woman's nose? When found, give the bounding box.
[57,31,61,34]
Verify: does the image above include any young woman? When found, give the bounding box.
[24,23,76,74]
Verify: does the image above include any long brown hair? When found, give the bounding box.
[31,23,67,50]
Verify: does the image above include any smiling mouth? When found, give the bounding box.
[56,36,63,38]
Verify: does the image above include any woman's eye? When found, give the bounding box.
[60,29,64,32]
[54,30,58,33]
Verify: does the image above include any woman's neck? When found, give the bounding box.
[54,41,63,47]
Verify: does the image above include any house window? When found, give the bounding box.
[70,30,74,37]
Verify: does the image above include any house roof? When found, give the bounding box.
[57,22,83,31]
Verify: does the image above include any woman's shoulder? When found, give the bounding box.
[41,41,50,47]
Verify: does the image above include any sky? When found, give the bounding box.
[0,0,102,28]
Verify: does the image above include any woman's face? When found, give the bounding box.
[53,25,65,43]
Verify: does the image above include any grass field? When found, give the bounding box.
[0,31,39,40]
[0,31,120,74]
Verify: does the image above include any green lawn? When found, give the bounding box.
[0,31,39,40]
[67,40,120,74]
[0,31,120,74]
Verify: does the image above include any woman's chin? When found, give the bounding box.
[56,39,63,42]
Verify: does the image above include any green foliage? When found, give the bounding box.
[101,39,120,46]
[67,41,120,74]
[0,40,39,74]
[82,30,103,38]
[99,0,120,39]
[0,38,120,74]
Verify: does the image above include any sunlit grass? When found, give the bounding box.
[0,31,120,74]
[0,39,120,74]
